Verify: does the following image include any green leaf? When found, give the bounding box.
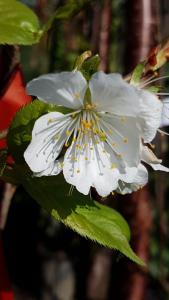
[7,99,71,163]
[79,54,101,80]
[43,0,92,33]
[0,160,144,265]
[18,169,144,266]
[0,0,42,45]
[130,62,145,86]
[74,50,92,71]
[146,86,161,93]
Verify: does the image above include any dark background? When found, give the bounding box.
[1,1,169,299]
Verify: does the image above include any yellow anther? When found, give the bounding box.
[81,120,92,130]
[123,137,128,144]
[72,156,77,161]
[66,130,71,136]
[74,92,81,100]
[120,116,127,122]
[93,128,99,134]
[111,163,117,169]
[71,112,78,118]
[99,132,106,141]
[85,157,88,161]
[48,118,56,124]
[60,162,64,167]
[117,154,122,158]
[53,134,60,140]
[85,104,96,110]
[77,169,80,173]
[112,142,116,147]
[75,144,81,149]
[111,192,115,196]
[65,142,69,147]
[90,147,94,150]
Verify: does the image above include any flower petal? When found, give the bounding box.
[27,71,87,109]
[117,164,148,194]
[160,100,169,127]
[33,158,63,177]
[63,138,124,197]
[100,115,141,167]
[137,89,162,142]
[24,112,73,172]
[141,145,169,172]
[89,71,140,115]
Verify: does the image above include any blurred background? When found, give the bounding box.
[1,0,169,299]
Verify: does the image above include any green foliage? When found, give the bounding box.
[74,51,101,80]
[23,174,144,265]
[43,0,92,33]
[0,0,41,45]
[80,55,101,80]
[0,0,92,45]
[146,86,161,93]
[1,163,144,265]
[7,99,71,163]
[130,62,145,86]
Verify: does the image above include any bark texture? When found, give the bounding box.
[99,0,112,72]
[120,1,160,299]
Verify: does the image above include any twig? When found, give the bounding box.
[0,183,17,230]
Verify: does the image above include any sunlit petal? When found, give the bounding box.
[24,112,74,172]
[27,71,87,109]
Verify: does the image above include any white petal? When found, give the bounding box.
[160,100,169,127]
[34,158,63,177]
[24,112,73,172]
[117,164,148,194]
[89,71,140,115]
[27,71,87,109]
[141,145,169,172]
[120,167,138,183]
[100,115,141,167]
[137,89,162,142]
[149,163,169,172]
[63,138,124,197]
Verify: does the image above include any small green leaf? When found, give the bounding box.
[130,62,145,86]
[80,54,101,80]
[0,0,42,45]
[7,99,71,163]
[74,50,92,71]
[18,170,144,266]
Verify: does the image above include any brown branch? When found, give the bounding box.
[99,0,112,72]
[86,248,112,300]
[0,183,17,230]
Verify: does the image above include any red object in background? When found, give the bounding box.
[0,65,31,148]
[0,65,31,299]
[0,237,14,300]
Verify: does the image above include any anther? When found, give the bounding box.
[123,137,128,144]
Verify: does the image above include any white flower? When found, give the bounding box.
[24,71,165,197]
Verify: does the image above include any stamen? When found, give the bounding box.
[123,137,128,144]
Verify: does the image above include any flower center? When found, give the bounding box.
[84,103,97,110]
